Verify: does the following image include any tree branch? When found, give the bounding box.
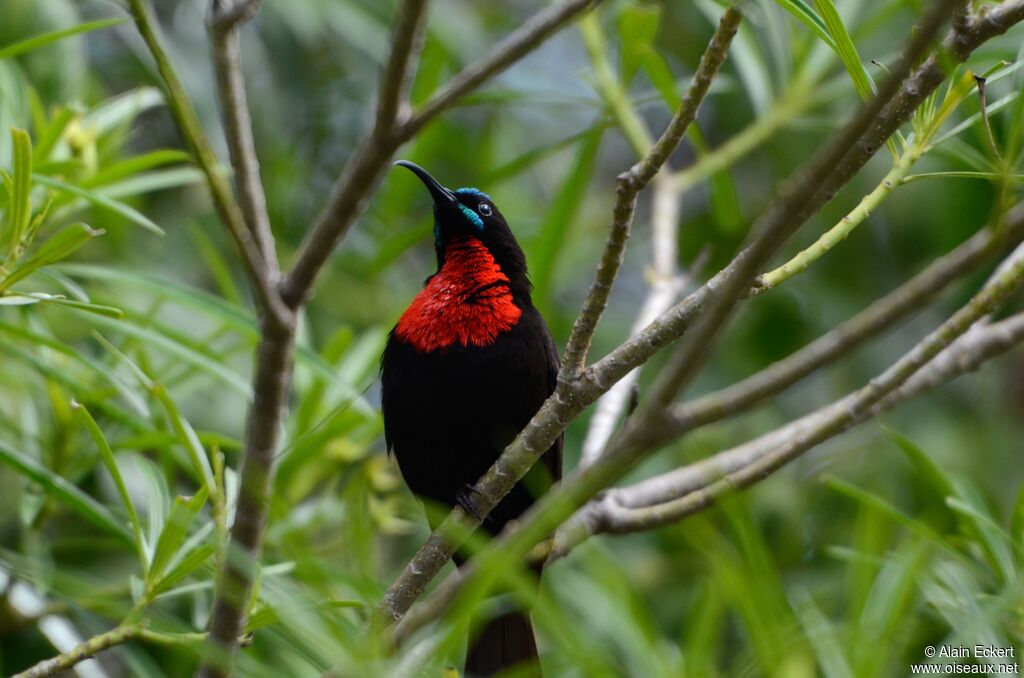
[584,244,1024,539]
[126,0,281,321]
[658,215,1024,450]
[209,0,260,31]
[573,307,1024,543]
[209,0,280,281]
[198,322,294,678]
[560,6,742,377]
[581,176,699,467]
[375,0,430,133]
[624,0,959,417]
[552,209,1024,551]
[569,0,1021,414]
[12,624,139,678]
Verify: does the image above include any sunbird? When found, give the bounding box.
[381,161,562,676]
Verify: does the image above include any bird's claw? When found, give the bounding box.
[456,484,485,522]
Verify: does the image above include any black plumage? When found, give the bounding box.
[381,161,561,676]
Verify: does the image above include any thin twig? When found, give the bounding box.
[658,215,1024,452]
[376,0,430,131]
[210,0,260,31]
[560,6,742,377]
[595,242,1024,535]
[572,0,995,412]
[874,308,1024,408]
[281,0,600,307]
[210,1,280,277]
[629,0,959,416]
[126,0,282,321]
[580,175,696,467]
[574,308,1024,541]
[12,624,139,678]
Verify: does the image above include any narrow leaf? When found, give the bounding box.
[773,0,835,49]
[148,488,209,584]
[74,401,147,572]
[7,128,32,253]
[813,0,873,101]
[150,544,215,596]
[32,174,165,235]
[0,18,127,60]
[152,384,216,493]
[81,150,193,189]
[82,87,164,135]
[1,223,101,292]
[0,439,132,543]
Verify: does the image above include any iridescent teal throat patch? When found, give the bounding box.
[454,187,489,232]
[458,204,484,231]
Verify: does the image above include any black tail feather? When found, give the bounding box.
[464,610,540,677]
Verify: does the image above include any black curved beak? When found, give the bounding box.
[394,160,458,206]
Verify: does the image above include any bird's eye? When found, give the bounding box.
[478,203,492,217]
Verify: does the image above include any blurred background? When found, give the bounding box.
[0,0,1022,675]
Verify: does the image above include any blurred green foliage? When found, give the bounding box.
[0,0,1021,676]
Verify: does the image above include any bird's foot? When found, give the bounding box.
[456,484,485,522]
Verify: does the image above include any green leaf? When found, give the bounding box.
[148,488,209,585]
[136,456,170,563]
[21,197,52,251]
[81,150,193,189]
[946,482,1017,583]
[32,174,165,235]
[793,588,853,678]
[640,47,681,110]
[152,384,216,494]
[824,475,944,544]
[150,543,215,596]
[813,0,873,102]
[0,439,132,543]
[74,401,147,572]
[5,128,32,254]
[24,295,124,318]
[773,0,835,50]
[58,265,375,414]
[0,222,101,292]
[244,598,364,633]
[86,313,250,398]
[82,87,165,135]
[0,18,127,60]
[529,128,602,314]
[1011,482,1024,545]
[0,320,147,415]
[96,168,205,201]
[618,3,662,84]
[884,428,955,500]
[689,124,744,234]
[187,221,242,304]
[933,91,1021,146]
[32,107,77,164]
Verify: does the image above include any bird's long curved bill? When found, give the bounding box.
[394,160,458,206]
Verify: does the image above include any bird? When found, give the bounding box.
[381,161,562,677]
